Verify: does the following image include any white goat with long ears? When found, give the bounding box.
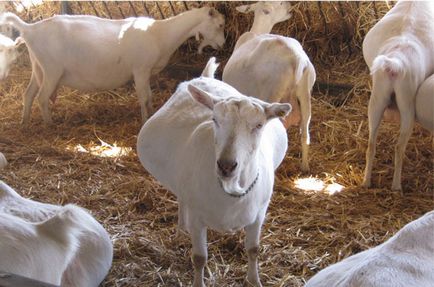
[0,180,113,287]
[137,68,291,286]
[0,204,86,286]
[222,1,315,172]
[305,210,434,287]
[361,1,434,191]
[0,8,225,125]
[415,74,434,132]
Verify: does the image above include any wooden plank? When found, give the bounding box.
[0,271,59,287]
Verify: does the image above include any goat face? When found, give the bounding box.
[188,84,291,196]
[0,35,22,80]
[197,8,225,53]
[236,2,292,27]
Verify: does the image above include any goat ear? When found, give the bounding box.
[190,3,200,9]
[208,7,217,17]
[236,4,255,14]
[188,84,216,110]
[265,103,292,119]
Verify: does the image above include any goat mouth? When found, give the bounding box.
[218,176,243,195]
[218,172,259,198]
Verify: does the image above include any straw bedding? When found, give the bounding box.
[0,1,432,287]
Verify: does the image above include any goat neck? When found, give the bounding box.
[153,9,205,57]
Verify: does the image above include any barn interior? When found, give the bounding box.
[0,1,432,286]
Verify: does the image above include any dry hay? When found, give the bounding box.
[0,1,433,287]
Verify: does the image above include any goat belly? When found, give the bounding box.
[383,107,400,123]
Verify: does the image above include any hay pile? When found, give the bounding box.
[0,1,433,287]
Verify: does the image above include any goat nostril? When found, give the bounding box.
[217,160,238,175]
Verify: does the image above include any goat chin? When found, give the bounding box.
[220,177,244,196]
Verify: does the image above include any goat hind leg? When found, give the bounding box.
[296,85,311,173]
[391,86,415,191]
[362,75,393,188]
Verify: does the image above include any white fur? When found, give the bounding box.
[222,1,315,172]
[0,204,83,285]
[0,8,225,125]
[0,152,7,169]
[0,33,22,80]
[362,1,434,191]
[415,74,434,132]
[305,211,434,287]
[137,72,290,286]
[0,180,113,287]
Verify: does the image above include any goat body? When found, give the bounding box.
[223,34,315,172]
[305,211,434,287]
[0,8,224,124]
[0,204,83,285]
[137,74,289,286]
[0,181,113,287]
[415,74,434,132]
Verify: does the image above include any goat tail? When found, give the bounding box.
[294,57,316,89]
[371,55,405,79]
[0,12,29,32]
[294,57,306,84]
[201,57,220,78]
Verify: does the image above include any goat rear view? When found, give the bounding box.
[361,1,434,191]
[222,2,315,172]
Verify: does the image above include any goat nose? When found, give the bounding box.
[217,159,238,177]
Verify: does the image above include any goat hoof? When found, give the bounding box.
[391,184,402,192]
[361,180,371,188]
[244,278,262,287]
[300,164,310,173]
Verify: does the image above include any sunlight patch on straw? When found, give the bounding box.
[294,177,345,195]
[67,140,132,158]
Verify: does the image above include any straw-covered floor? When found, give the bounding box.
[0,1,433,287]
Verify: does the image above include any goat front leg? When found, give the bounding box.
[37,72,61,125]
[391,85,415,191]
[133,70,152,124]
[190,223,207,287]
[244,210,266,287]
[362,74,393,188]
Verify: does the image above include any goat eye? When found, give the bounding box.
[263,9,270,15]
[252,123,263,132]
